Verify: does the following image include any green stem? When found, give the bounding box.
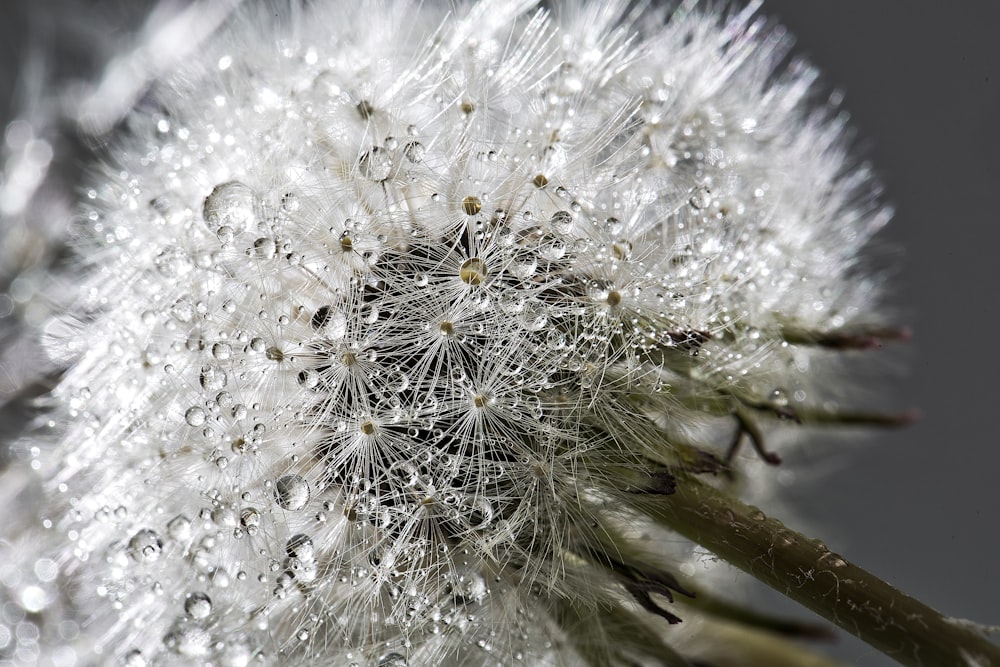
[643,476,1000,667]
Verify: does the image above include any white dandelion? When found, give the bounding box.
[0,1,996,667]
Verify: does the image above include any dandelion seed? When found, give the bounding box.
[0,1,928,665]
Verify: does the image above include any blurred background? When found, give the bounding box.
[1,2,997,665]
[748,2,1000,665]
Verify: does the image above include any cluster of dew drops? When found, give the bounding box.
[24,13,790,663]
[95,120,723,663]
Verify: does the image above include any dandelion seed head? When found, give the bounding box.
[0,0,895,665]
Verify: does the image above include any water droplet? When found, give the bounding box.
[549,210,573,234]
[124,649,147,667]
[203,181,257,233]
[387,369,410,392]
[167,515,191,541]
[311,305,348,337]
[770,388,789,407]
[253,237,277,259]
[164,623,211,657]
[359,146,393,181]
[154,246,193,277]
[285,534,315,561]
[377,653,408,667]
[184,592,212,619]
[280,192,300,214]
[468,498,494,529]
[199,365,228,392]
[274,475,310,511]
[211,342,232,360]
[403,141,424,163]
[604,217,623,235]
[537,237,567,261]
[508,250,537,279]
[689,185,712,210]
[171,298,194,323]
[612,239,632,260]
[127,529,163,563]
[297,369,320,389]
[462,196,482,216]
[185,407,207,427]
[460,257,487,285]
[533,174,548,188]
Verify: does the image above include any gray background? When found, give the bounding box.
[754,2,1000,665]
[1,2,998,666]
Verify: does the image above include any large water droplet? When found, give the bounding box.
[164,622,211,657]
[297,369,320,389]
[459,257,487,285]
[123,649,147,667]
[549,210,573,234]
[274,475,310,511]
[688,185,712,210]
[403,141,424,163]
[311,306,348,337]
[285,534,315,561]
[203,181,257,232]
[211,342,233,360]
[185,407,207,427]
[184,592,213,620]
[359,147,393,181]
[167,515,191,541]
[199,365,228,392]
[127,529,163,563]
[377,653,409,667]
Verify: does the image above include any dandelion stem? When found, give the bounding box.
[645,476,1000,667]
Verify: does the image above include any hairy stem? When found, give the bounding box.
[644,476,1000,667]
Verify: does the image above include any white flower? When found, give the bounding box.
[0,1,899,665]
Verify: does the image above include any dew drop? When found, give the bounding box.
[274,475,310,511]
[403,141,425,163]
[167,515,191,541]
[359,146,393,181]
[253,237,277,259]
[285,534,315,561]
[549,210,573,234]
[770,388,789,407]
[297,369,320,389]
[239,508,260,530]
[127,529,163,563]
[124,649,146,667]
[203,181,257,232]
[311,305,348,337]
[462,196,482,216]
[508,250,537,279]
[154,246,193,278]
[184,592,212,620]
[211,342,232,360]
[185,407,206,427]
[199,365,228,392]
[164,623,211,657]
[377,653,408,667]
[689,185,712,210]
[459,257,487,285]
[612,239,632,260]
